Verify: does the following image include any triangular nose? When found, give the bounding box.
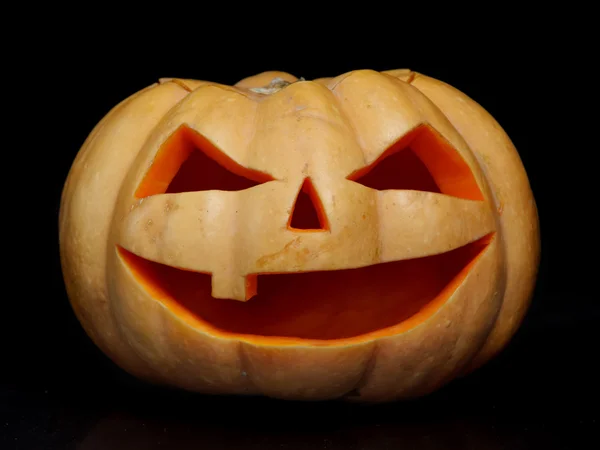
[288,177,329,231]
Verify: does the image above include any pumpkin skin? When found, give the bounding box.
[59,69,540,402]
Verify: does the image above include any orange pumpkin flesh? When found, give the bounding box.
[60,69,539,401]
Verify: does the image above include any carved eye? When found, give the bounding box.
[347,125,484,201]
[136,125,274,198]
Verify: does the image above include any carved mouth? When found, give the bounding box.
[119,234,492,341]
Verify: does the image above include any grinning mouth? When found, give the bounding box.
[118,234,493,342]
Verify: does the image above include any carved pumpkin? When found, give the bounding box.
[59,69,540,402]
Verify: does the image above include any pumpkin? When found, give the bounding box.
[59,69,540,402]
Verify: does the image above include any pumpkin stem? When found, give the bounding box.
[249,77,305,95]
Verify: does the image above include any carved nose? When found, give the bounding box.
[288,177,329,231]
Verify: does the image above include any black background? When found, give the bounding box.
[4,25,598,449]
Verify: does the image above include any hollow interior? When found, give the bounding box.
[119,233,492,342]
[135,125,273,198]
[350,145,441,193]
[348,124,484,201]
[166,144,260,193]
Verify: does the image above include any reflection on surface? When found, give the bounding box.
[69,388,570,450]
[77,412,544,450]
[5,376,593,450]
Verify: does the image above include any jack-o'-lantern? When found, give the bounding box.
[59,69,540,402]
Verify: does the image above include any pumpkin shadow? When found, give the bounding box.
[74,392,559,450]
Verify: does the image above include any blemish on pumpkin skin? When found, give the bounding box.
[255,237,303,269]
[164,200,179,214]
[169,79,194,92]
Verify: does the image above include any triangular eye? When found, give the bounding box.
[288,177,329,231]
[136,125,274,198]
[347,125,484,201]
[349,146,440,192]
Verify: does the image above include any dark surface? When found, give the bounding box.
[3,300,599,449]
[7,28,598,449]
